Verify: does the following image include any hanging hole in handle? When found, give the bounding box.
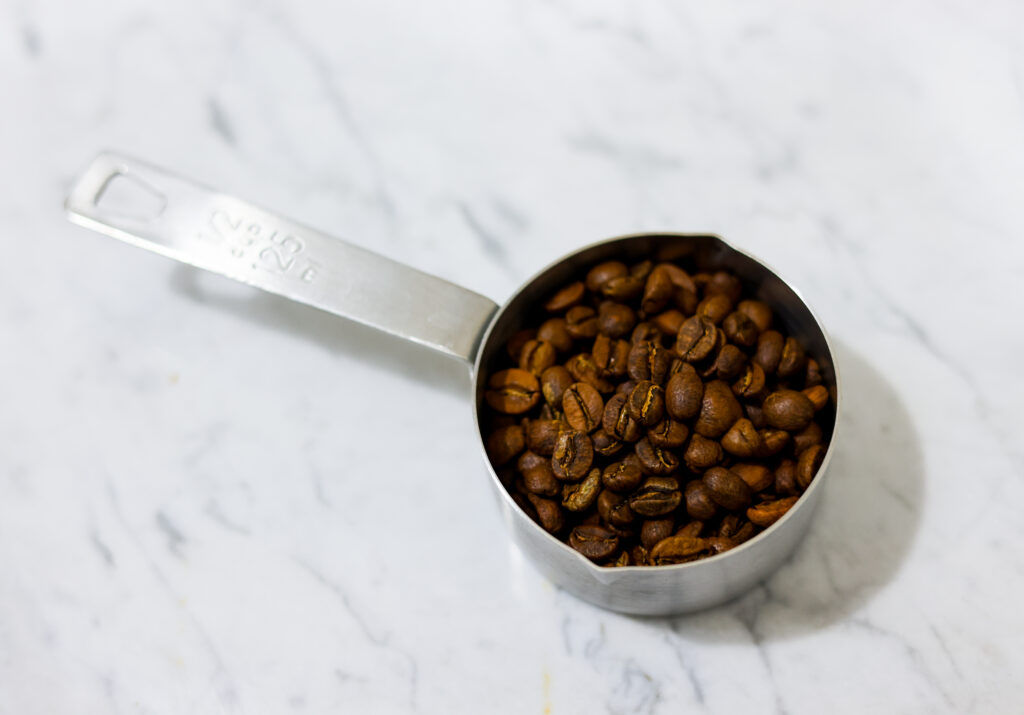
[94,170,168,222]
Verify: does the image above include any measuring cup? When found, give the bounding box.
[66,153,841,616]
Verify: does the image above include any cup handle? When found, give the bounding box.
[65,153,499,365]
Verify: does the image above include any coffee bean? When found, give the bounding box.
[805,358,824,387]
[797,444,825,489]
[759,429,791,457]
[793,422,823,455]
[698,329,727,380]
[601,461,644,493]
[650,535,707,565]
[486,425,525,466]
[777,336,807,379]
[540,366,574,410]
[754,330,784,374]
[630,259,654,281]
[702,467,753,511]
[657,263,697,294]
[747,497,799,527]
[774,459,799,496]
[551,429,594,481]
[641,518,676,550]
[683,433,723,471]
[597,301,636,338]
[527,494,564,533]
[652,309,685,337]
[562,468,602,512]
[629,477,682,517]
[603,393,642,442]
[485,369,540,414]
[722,311,760,348]
[545,281,585,313]
[597,488,636,527]
[745,403,767,429]
[641,266,674,314]
[592,335,632,377]
[802,385,830,411]
[635,438,679,476]
[601,274,644,301]
[522,464,560,497]
[736,300,773,332]
[627,341,671,385]
[675,316,718,362]
[721,418,764,458]
[506,329,535,362]
[763,389,815,431]
[705,536,736,555]
[684,480,717,520]
[585,261,628,293]
[592,428,624,457]
[525,419,564,456]
[611,551,631,567]
[696,294,733,324]
[713,344,747,380]
[704,271,743,303]
[616,379,638,396]
[631,322,662,345]
[565,353,613,393]
[666,363,704,420]
[676,521,704,538]
[627,381,665,427]
[730,463,775,492]
[565,306,599,339]
[694,380,742,438]
[518,339,556,376]
[537,318,573,353]
[569,525,620,562]
[563,382,604,433]
[647,418,689,449]
[732,362,767,400]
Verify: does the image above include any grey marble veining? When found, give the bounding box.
[2,1,1023,712]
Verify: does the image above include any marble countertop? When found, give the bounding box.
[3,1,1022,712]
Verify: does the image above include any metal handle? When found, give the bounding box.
[65,153,499,365]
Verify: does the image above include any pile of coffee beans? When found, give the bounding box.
[482,258,831,567]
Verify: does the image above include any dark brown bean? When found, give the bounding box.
[629,477,682,517]
[486,425,525,466]
[666,363,704,420]
[641,266,674,314]
[704,271,743,303]
[641,519,676,550]
[627,381,665,427]
[803,385,830,411]
[705,536,736,555]
[506,329,535,362]
[635,438,679,476]
[630,260,654,281]
[631,322,662,345]
[683,434,723,471]
[684,480,717,520]
[518,339,556,376]
[777,337,807,379]
[775,459,800,496]
[722,311,760,348]
[736,300,772,332]
[747,497,800,527]
[652,309,685,337]
[562,468,602,512]
[647,418,689,449]
[676,521,704,538]
[569,525,620,562]
[565,353,613,393]
[602,393,643,442]
[702,467,753,511]
[713,344,747,380]
[627,341,671,385]
[601,461,644,493]
[721,418,764,458]
[525,419,563,456]
[805,358,824,387]
[732,362,767,400]
[593,335,632,378]
[763,390,815,431]
[562,382,605,433]
[565,306,599,339]
[754,330,784,374]
[597,302,636,338]
[675,316,719,362]
[650,535,706,565]
[696,294,733,324]
[537,318,572,353]
[522,464,560,497]
[551,430,594,481]
[601,275,644,301]
[694,380,743,438]
[793,422,823,455]
[544,281,585,312]
[730,463,775,492]
[485,369,540,414]
[759,429,791,457]
[527,494,564,533]
[797,444,825,489]
[592,428,624,457]
[585,261,628,293]
[540,365,574,409]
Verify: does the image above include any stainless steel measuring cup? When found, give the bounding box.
[66,153,841,616]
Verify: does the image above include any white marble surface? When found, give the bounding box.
[2,1,1023,712]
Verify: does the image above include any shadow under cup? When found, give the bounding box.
[473,233,840,616]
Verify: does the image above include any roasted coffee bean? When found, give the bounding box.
[797,444,825,489]
[565,306,599,339]
[777,336,807,379]
[747,497,799,527]
[630,260,654,281]
[630,545,650,566]
[704,271,743,303]
[705,536,736,555]
[666,363,704,420]
[539,366,574,411]
[631,322,662,345]
[597,302,636,338]
[732,362,767,400]
[675,316,719,362]
[647,418,689,449]
[592,428,624,457]
[627,341,671,384]
[545,281,585,312]
[754,330,784,374]
[641,266,674,314]
[713,344,747,380]
[696,294,733,324]
[721,418,764,458]
[657,263,697,294]
[603,393,643,442]
[517,450,547,473]
[702,467,754,511]
[759,429,791,457]
[616,379,638,396]
[805,358,824,387]
[722,311,760,348]
[601,274,644,301]
[676,521,704,538]
[684,479,716,518]
[537,318,573,353]
[597,489,636,527]
[635,438,679,475]
[522,464,560,497]
[552,430,593,481]
[527,494,564,533]
[562,468,602,512]
[802,385,830,411]
[569,525,620,562]
[586,261,628,293]
[683,434,723,471]
[485,369,540,414]
[518,339,557,376]
[652,309,685,337]
[694,380,743,438]
[732,521,757,545]
[736,300,773,333]
[763,389,815,432]
[698,330,727,380]
[565,353,613,393]
[650,535,706,565]
[627,381,665,426]
[562,382,604,433]
[641,519,675,550]
[592,335,631,377]
[793,422,823,455]
[506,329,535,362]
[486,425,525,466]
[525,419,563,456]
[731,463,775,492]
[611,551,631,567]
[629,477,682,517]
[602,461,644,493]
[608,500,637,529]
[774,459,799,496]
